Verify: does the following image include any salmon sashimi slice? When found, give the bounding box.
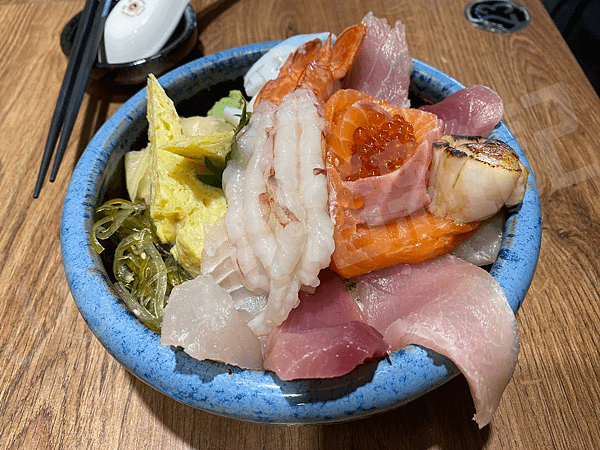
[329,203,479,278]
[325,89,441,160]
[324,89,479,278]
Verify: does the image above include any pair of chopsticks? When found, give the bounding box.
[33,0,113,198]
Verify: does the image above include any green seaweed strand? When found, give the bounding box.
[90,199,191,331]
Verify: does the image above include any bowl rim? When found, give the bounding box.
[61,40,541,424]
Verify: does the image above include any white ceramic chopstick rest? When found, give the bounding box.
[103,0,189,64]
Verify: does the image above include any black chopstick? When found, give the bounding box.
[33,0,97,198]
[33,0,113,198]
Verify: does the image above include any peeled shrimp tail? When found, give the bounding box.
[253,38,322,106]
[296,35,334,104]
[254,24,366,106]
[329,23,367,78]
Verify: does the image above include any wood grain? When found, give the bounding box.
[1,0,599,448]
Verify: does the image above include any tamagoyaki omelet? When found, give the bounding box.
[131,74,233,275]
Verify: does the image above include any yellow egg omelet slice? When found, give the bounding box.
[145,74,228,275]
[162,116,235,166]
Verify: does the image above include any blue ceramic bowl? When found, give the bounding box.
[61,41,541,424]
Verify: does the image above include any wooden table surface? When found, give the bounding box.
[2,0,599,448]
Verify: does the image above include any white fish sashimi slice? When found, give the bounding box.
[356,254,519,428]
[161,275,264,370]
[452,211,505,266]
[200,218,268,325]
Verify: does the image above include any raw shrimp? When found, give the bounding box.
[201,101,277,294]
[247,89,334,335]
[202,89,334,336]
[244,33,333,100]
[253,24,366,106]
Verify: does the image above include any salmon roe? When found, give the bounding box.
[345,114,417,181]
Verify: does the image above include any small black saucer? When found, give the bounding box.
[60,3,198,85]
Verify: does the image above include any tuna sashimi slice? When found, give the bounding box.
[161,275,264,370]
[263,274,389,380]
[343,12,413,108]
[355,255,519,428]
[420,85,503,136]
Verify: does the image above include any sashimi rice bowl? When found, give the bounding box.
[61,13,541,425]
